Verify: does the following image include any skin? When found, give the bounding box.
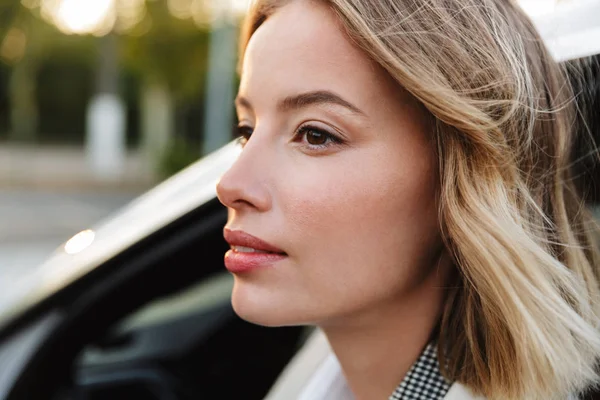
[216,1,453,398]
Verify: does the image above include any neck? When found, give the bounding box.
[320,264,451,400]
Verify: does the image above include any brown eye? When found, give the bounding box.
[305,129,327,145]
[235,125,253,146]
[293,125,343,150]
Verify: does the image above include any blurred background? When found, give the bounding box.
[0,0,249,282]
[0,0,598,289]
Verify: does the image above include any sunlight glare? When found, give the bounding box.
[54,0,115,35]
[64,229,96,255]
[231,0,252,15]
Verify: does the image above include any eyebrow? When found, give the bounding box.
[235,90,366,117]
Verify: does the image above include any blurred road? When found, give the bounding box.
[0,144,154,292]
[0,189,140,286]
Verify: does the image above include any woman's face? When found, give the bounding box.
[217,0,443,327]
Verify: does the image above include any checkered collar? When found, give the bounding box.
[388,343,452,400]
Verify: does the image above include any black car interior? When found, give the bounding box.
[7,199,307,400]
[568,54,600,205]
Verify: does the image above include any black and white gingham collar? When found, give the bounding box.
[388,343,452,400]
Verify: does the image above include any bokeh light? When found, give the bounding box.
[35,0,252,35]
[168,0,193,20]
[0,28,27,63]
[115,0,146,34]
[41,0,116,35]
[166,0,252,26]
[231,0,252,14]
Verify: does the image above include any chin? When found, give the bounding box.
[230,280,315,327]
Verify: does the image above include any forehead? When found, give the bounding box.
[240,0,393,106]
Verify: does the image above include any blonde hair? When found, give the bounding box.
[240,0,600,399]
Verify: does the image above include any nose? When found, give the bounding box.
[216,138,272,212]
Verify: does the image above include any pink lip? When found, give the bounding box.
[223,229,287,273]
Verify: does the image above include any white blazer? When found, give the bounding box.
[264,329,486,400]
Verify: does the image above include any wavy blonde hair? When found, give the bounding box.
[239,0,600,398]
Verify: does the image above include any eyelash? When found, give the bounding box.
[235,123,343,150]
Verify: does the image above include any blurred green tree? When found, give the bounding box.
[121,0,210,102]
[1,0,97,142]
[0,0,20,41]
[0,0,241,177]
[120,0,211,175]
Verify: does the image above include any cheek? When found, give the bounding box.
[283,146,438,235]
[277,146,440,294]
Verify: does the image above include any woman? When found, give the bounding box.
[216,0,600,399]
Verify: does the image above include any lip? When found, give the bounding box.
[223,229,287,273]
[224,229,286,253]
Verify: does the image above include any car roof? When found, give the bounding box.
[0,142,241,331]
[528,0,600,61]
